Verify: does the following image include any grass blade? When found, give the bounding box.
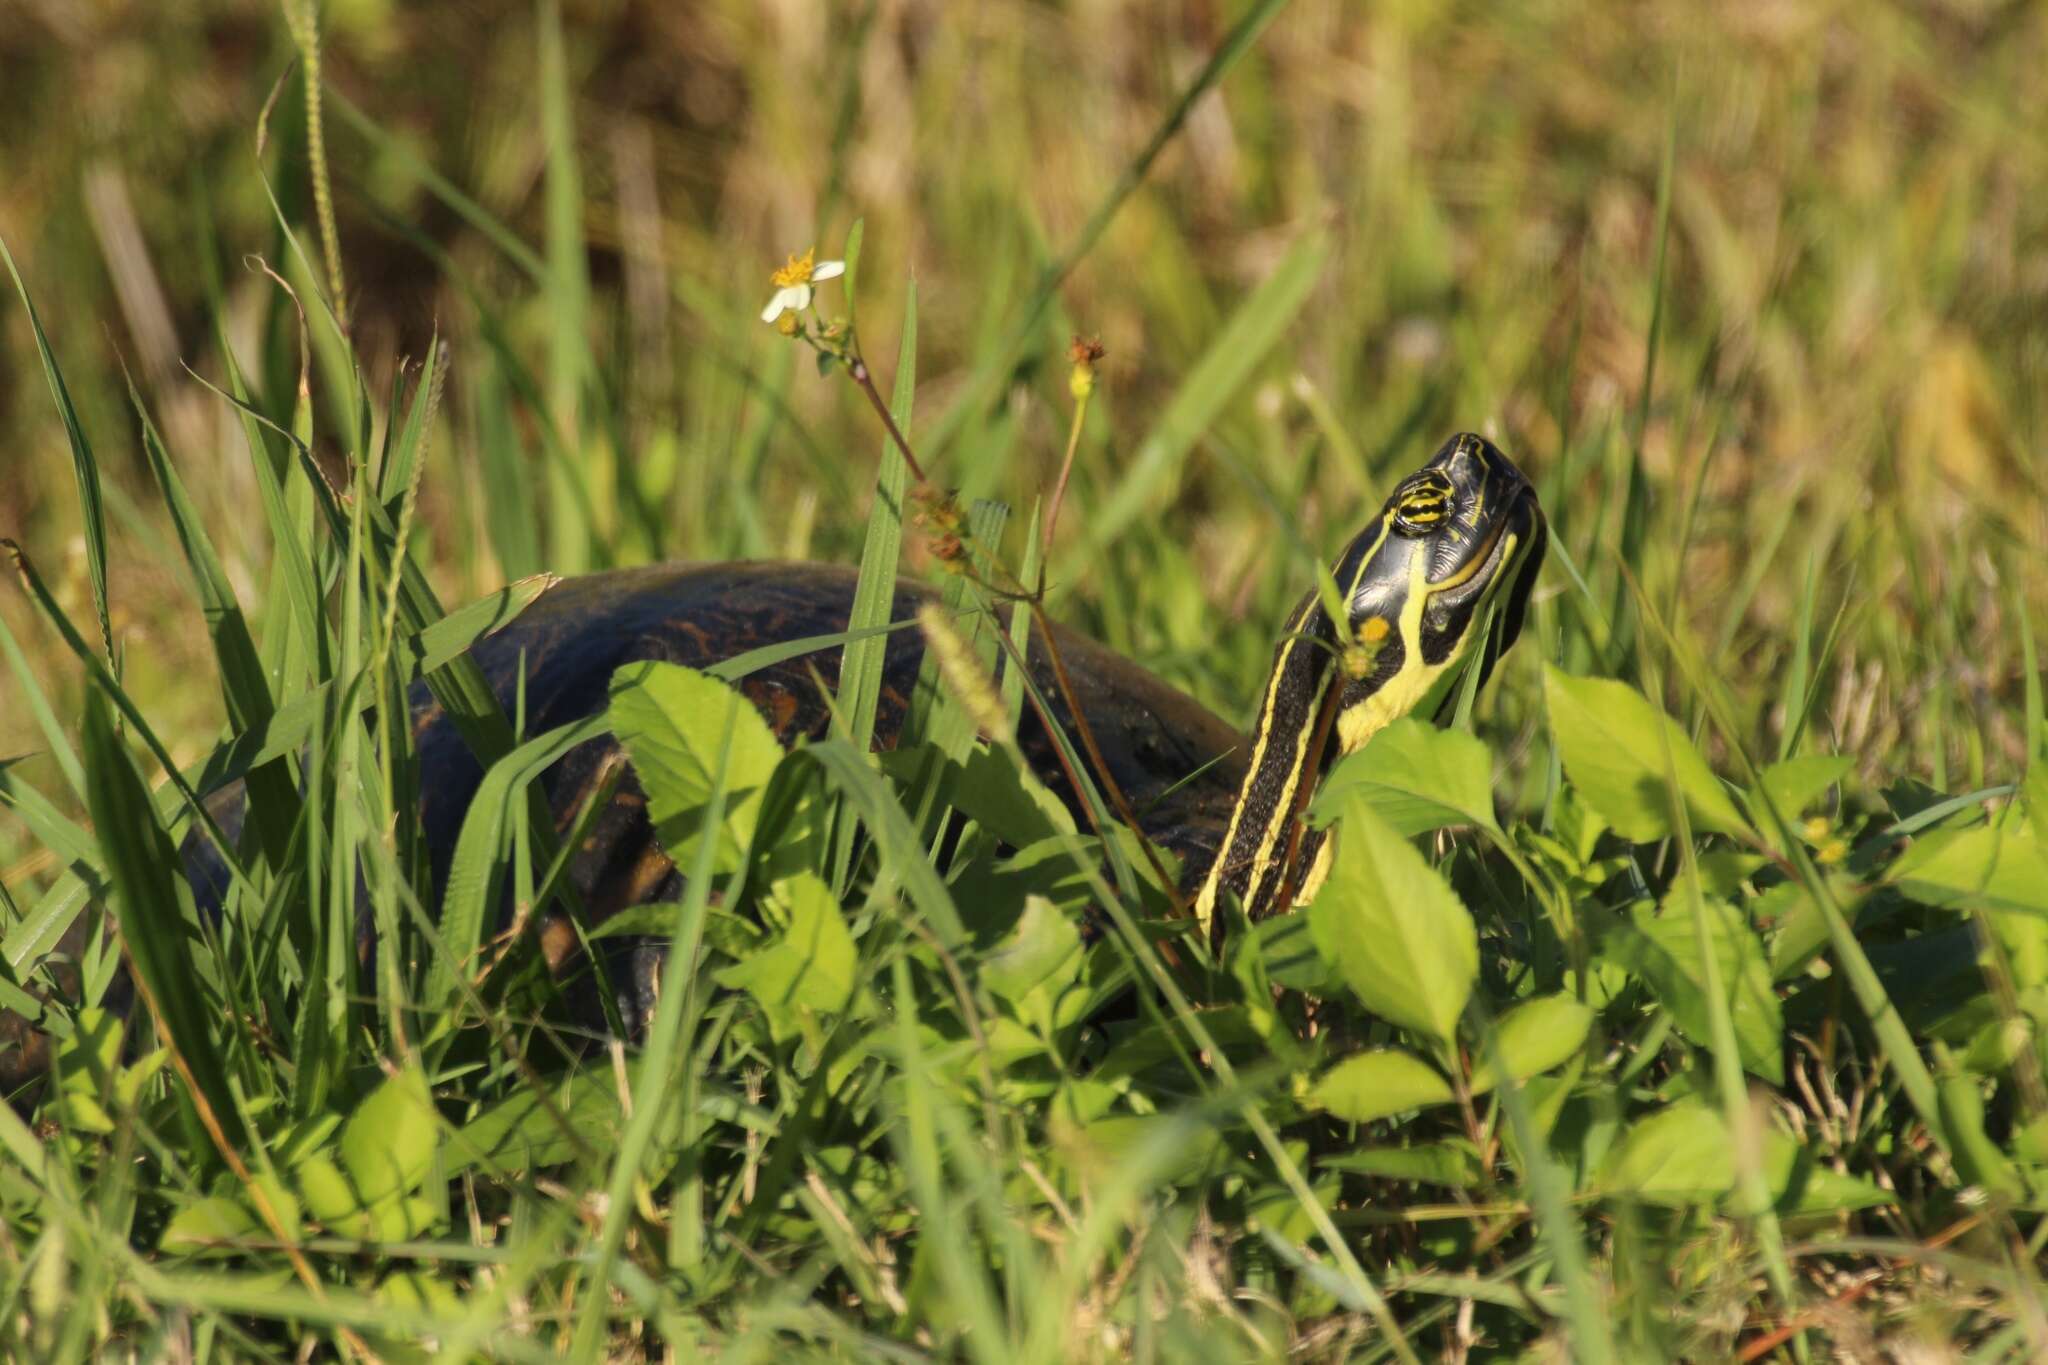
[1,234,113,669]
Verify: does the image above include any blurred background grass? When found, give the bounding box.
[1,0,2044,827]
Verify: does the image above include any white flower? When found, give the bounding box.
[760,248,845,324]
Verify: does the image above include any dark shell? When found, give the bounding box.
[410,562,1248,927]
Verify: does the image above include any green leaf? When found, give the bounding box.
[1309,718,1500,835]
[161,1197,260,1254]
[609,661,786,873]
[715,872,857,1033]
[1888,824,2048,916]
[1600,1100,1734,1206]
[1318,1141,1483,1188]
[1761,875,1863,981]
[1753,753,1855,821]
[980,894,1083,1011]
[1938,1069,2026,1199]
[941,743,1075,848]
[1471,995,1593,1093]
[450,1071,621,1176]
[1309,799,1477,1043]
[1604,885,1783,1084]
[1543,667,1754,843]
[339,1065,439,1206]
[1759,1131,1893,1215]
[1308,1049,1455,1123]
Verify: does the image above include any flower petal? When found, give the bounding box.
[810,260,845,281]
[761,285,806,323]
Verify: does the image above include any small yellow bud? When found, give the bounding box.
[775,312,800,338]
[1357,617,1390,645]
[1816,836,1850,866]
[1800,815,1830,844]
[1067,334,1105,401]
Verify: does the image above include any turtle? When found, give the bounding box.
[1,432,1543,1088]
[385,429,1539,1029]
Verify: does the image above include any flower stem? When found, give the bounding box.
[845,352,930,486]
[1039,382,1092,595]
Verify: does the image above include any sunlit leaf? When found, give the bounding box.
[609,661,786,873]
[1309,717,1500,835]
[1544,667,1754,843]
[1471,994,1593,1093]
[1309,799,1477,1043]
[1308,1048,1455,1123]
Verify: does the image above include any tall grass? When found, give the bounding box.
[0,1,2044,1359]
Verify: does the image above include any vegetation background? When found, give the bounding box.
[1,0,2046,1359]
[3,0,2040,783]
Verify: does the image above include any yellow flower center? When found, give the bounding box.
[771,248,816,288]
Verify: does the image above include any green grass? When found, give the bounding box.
[2,1,2047,1359]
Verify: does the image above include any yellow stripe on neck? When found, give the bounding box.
[1293,534,1515,908]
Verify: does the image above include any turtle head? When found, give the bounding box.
[1190,431,1546,937]
[1326,431,1546,750]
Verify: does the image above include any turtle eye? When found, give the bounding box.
[1391,471,1456,537]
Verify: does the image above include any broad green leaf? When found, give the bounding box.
[1753,753,1855,821]
[1309,799,1477,1043]
[1986,909,2048,991]
[1056,1114,1226,1188]
[1309,718,1500,835]
[1471,995,1593,1093]
[1888,824,2048,916]
[980,894,1083,1012]
[161,1197,261,1255]
[1604,884,1783,1084]
[609,661,785,873]
[1600,1100,1734,1206]
[715,872,857,1033]
[1308,1049,1455,1123]
[1318,1140,1483,1188]
[449,1071,622,1176]
[339,1065,438,1206]
[950,744,1075,847]
[1544,667,1754,842]
[1759,1131,1893,1215]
